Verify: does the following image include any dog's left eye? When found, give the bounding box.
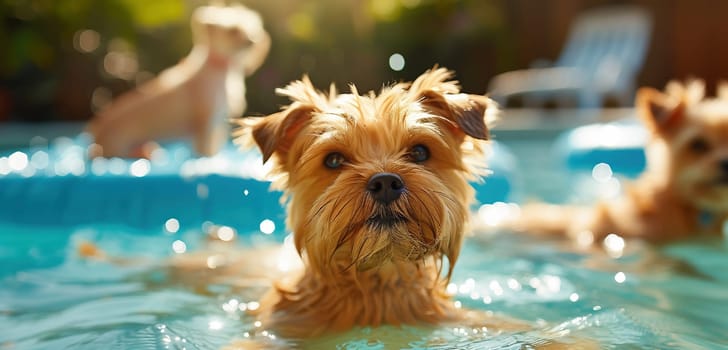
[409,144,430,163]
[324,152,346,169]
[689,137,711,153]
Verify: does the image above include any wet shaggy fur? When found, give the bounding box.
[510,80,728,243]
[235,67,497,338]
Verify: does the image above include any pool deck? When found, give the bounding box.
[0,108,636,149]
[494,108,634,131]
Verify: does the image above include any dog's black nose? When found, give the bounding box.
[720,159,728,173]
[367,173,405,204]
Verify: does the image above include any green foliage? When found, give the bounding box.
[0,0,187,76]
[0,0,514,121]
[241,0,514,112]
[117,0,186,28]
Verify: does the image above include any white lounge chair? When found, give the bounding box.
[488,5,652,108]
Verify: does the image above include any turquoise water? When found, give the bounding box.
[2,131,728,349]
[2,222,727,349]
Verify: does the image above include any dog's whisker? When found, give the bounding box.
[329,231,348,265]
[406,192,441,245]
[330,195,359,223]
[330,219,364,265]
[431,190,457,202]
[305,203,329,227]
[343,255,359,273]
[404,244,419,261]
[349,238,369,268]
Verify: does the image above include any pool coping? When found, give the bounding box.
[0,108,636,149]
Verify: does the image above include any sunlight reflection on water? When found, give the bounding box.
[1,209,728,349]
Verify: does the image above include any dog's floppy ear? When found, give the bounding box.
[249,103,316,163]
[636,86,685,134]
[421,91,494,140]
[411,67,495,140]
[241,76,326,163]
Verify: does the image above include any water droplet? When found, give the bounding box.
[388,53,405,71]
[165,218,180,234]
[217,226,236,241]
[172,240,187,254]
[130,158,150,177]
[260,219,275,234]
[30,151,49,170]
[591,162,613,182]
[603,233,625,258]
[247,301,260,311]
[8,151,28,171]
[0,157,10,175]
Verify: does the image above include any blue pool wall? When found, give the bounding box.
[0,120,649,235]
[0,139,517,235]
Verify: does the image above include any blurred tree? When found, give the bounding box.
[0,0,513,122]
[0,0,188,122]
[243,0,514,114]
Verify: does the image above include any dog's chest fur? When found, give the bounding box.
[255,260,457,338]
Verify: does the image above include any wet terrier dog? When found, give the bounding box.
[235,67,496,338]
[88,4,270,158]
[509,80,728,243]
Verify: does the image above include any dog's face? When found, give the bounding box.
[637,81,728,211]
[192,5,266,56]
[239,68,496,280]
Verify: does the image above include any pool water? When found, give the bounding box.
[2,131,728,349]
[2,221,727,349]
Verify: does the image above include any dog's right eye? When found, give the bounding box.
[689,137,711,153]
[409,144,430,163]
[324,152,346,169]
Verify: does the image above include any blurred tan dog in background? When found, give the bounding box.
[235,67,497,338]
[88,4,270,158]
[507,80,728,244]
